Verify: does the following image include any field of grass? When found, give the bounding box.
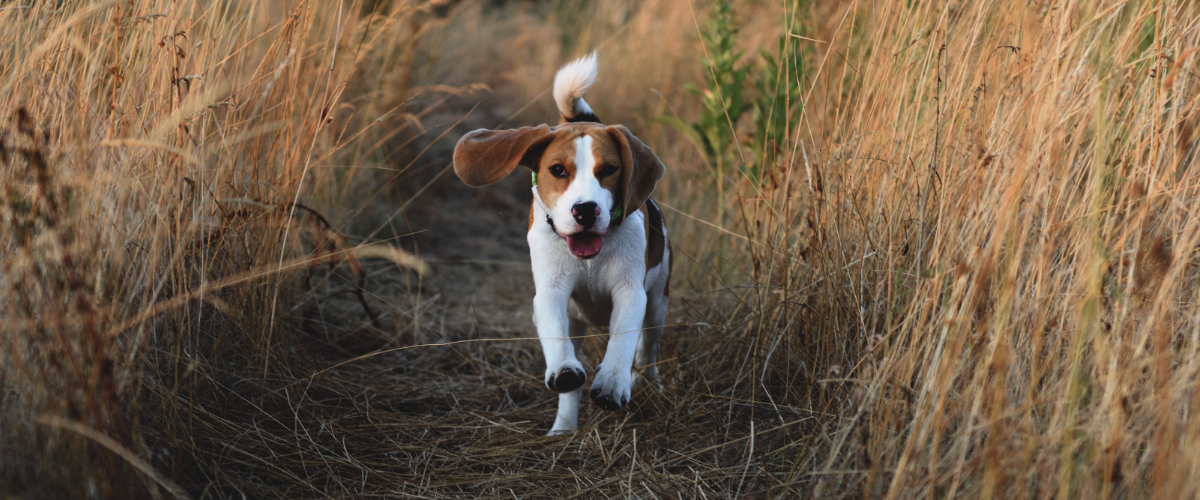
[2,0,1199,498]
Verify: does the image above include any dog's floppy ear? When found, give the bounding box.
[453,125,555,187]
[607,125,665,216]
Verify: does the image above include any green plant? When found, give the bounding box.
[747,33,805,185]
[664,0,809,194]
[662,0,748,195]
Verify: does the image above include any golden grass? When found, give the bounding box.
[0,0,433,496]
[779,2,1200,497]
[2,0,1199,498]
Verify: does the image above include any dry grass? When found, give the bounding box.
[2,0,1199,498]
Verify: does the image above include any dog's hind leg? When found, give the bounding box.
[633,287,667,393]
[549,388,582,436]
[549,316,589,435]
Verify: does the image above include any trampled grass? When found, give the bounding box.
[2,0,1198,498]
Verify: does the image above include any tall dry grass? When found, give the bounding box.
[707,0,1200,497]
[0,0,440,496]
[3,0,1200,498]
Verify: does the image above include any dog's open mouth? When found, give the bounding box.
[566,232,603,258]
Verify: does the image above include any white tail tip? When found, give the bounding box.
[553,51,598,121]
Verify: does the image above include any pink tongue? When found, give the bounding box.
[567,233,603,258]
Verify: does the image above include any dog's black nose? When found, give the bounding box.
[572,202,600,229]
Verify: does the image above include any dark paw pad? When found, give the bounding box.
[547,366,586,393]
[589,388,627,411]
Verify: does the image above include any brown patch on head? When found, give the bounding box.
[588,129,625,207]
[531,122,626,212]
[530,124,666,223]
[456,122,664,232]
[533,127,585,210]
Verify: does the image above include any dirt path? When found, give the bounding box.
[199,133,791,497]
[402,173,537,342]
[253,174,696,497]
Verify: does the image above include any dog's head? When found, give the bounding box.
[452,122,665,259]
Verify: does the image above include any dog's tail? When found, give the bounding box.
[553,51,601,124]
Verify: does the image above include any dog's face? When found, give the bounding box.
[453,122,664,259]
[531,127,624,257]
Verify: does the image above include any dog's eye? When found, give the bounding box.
[597,164,619,178]
[549,164,568,178]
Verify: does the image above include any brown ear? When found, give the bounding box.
[607,125,665,216]
[453,125,554,187]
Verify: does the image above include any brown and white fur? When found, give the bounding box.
[452,53,671,435]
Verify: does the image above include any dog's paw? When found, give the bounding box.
[545,361,587,393]
[589,368,631,411]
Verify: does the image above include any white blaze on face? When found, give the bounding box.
[547,135,614,236]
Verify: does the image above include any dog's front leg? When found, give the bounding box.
[534,283,588,436]
[533,282,587,394]
[590,285,647,410]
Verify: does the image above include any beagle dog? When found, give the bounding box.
[452,53,671,435]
